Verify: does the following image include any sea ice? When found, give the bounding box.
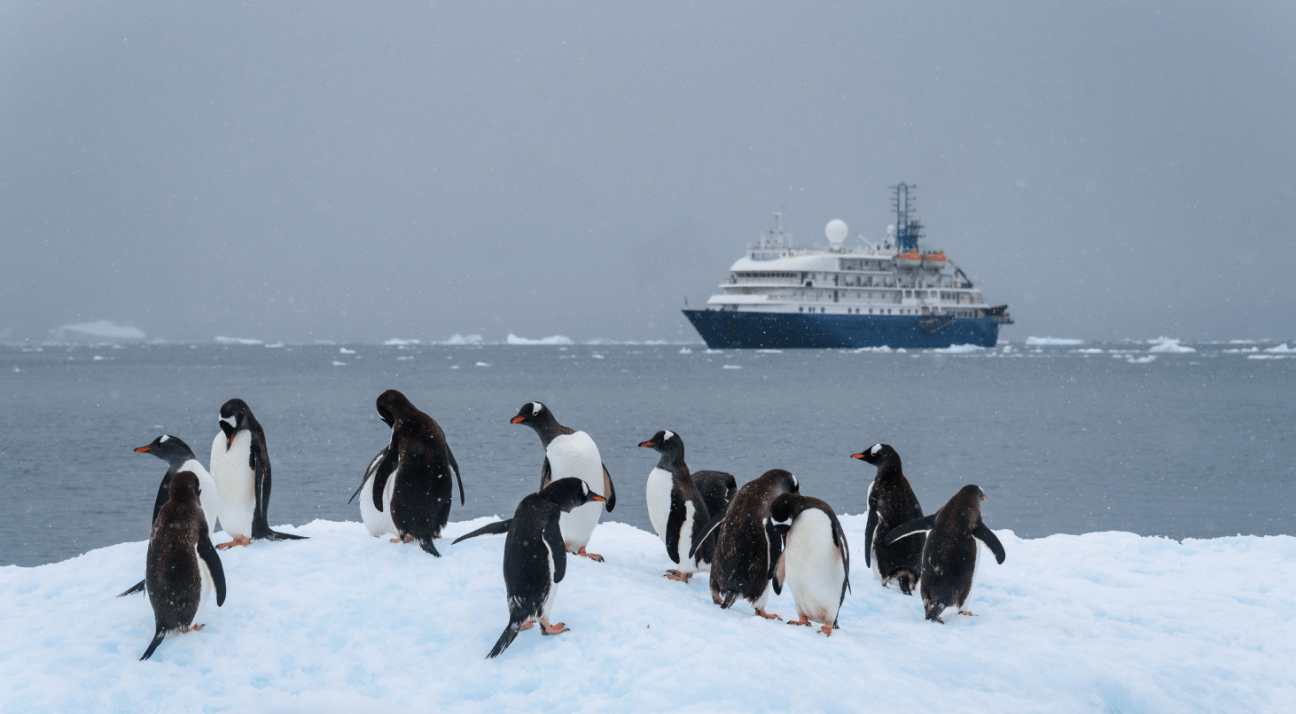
[1025,337,1083,345]
[384,338,421,346]
[1147,337,1195,353]
[443,334,484,345]
[931,344,984,354]
[214,336,264,345]
[505,333,573,345]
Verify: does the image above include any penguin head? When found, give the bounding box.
[767,492,803,540]
[851,443,897,466]
[951,484,987,525]
[134,434,196,467]
[758,469,800,496]
[218,398,253,447]
[376,389,414,427]
[542,477,607,513]
[637,430,681,453]
[510,401,549,426]
[168,470,202,502]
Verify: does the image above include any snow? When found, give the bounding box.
[49,320,147,342]
[1026,337,1083,345]
[2,518,1293,713]
[214,336,263,345]
[1147,337,1195,353]
[505,333,574,345]
[931,344,985,354]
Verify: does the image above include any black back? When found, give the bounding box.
[638,431,716,565]
[917,485,1005,621]
[853,444,925,594]
[369,389,464,556]
[707,469,800,609]
[692,471,737,519]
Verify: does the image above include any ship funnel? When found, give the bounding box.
[825,219,847,250]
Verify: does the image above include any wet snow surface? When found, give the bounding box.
[2,517,1294,713]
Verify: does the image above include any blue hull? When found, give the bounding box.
[682,310,1002,349]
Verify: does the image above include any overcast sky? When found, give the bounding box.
[3,1,1293,343]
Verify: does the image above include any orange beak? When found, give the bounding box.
[638,441,656,448]
[591,495,607,503]
[510,416,525,424]
[134,446,151,453]
[850,453,865,460]
[227,434,235,447]
[981,494,988,501]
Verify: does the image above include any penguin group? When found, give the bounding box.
[118,390,1005,661]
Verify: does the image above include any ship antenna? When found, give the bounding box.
[890,182,920,253]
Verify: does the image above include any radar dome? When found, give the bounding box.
[825,219,848,249]
[887,224,897,237]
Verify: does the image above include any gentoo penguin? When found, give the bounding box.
[452,477,606,658]
[693,468,800,619]
[851,443,925,595]
[352,390,464,555]
[884,485,1006,624]
[638,430,716,582]
[209,398,307,549]
[118,435,223,597]
[510,402,616,561]
[692,470,737,521]
[140,471,227,660]
[768,493,851,637]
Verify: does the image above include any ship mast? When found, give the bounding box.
[890,183,922,253]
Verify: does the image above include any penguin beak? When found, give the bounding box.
[981,494,988,501]
[590,495,606,503]
[227,434,235,447]
[638,441,655,448]
[850,453,865,460]
[134,446,151,453]
[510,416,526,424]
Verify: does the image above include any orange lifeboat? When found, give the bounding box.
[923,250,947,268]
[893,250,922,269]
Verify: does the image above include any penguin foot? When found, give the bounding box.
[819,624,834,637]
[664,570,692,583]
[519,621,535,632]
[539,621,568,636]
[959,610,977,617]
[390,534,414,544]
[755,608,781,620]
[216,536,251,550]
[180,624,204,633]
[574,547,604,563]
[787,615,812,627]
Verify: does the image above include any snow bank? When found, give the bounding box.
[214,336,264,345]
[2,518,1293,713]
[1026,336,1083,346]
[1147,337,1195,353]
[506,333,573,345]
[49,320,146,343]
[931,344,985,354]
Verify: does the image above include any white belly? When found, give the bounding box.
[674,500,706,574]
[547,432,605,550]
[540,538,559,622]
[645,467,673,542]
[359,461,398,537]
[193,542,214,626]
[785,510,846,625]
[210,431,256,539]
[179,458,222,536]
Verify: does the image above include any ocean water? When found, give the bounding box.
[1,340,1292,567]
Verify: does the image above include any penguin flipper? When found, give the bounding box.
[771,551,786,595]
[451,519,512,544]
[601,463,616,512]
[152,473,172,528]
[664,489,685,565]
[540,457,553,490]
[140,625,167,661]
[689,509,728,560]
[766,520,784,586]
[544,518,567,583]
[250,436,276,540]
[349,446,388,504]
[262,529,308,541]
[118,579,146,597]
[448,446,465,506]
[863,508,878,568]
[488,622,522,659]
[197,531,227,607]
[371,434,401,512]
[883,514,937,546]
[973,521,1007,564]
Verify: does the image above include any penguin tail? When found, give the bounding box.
[895,570,918,596]
[140,625,167,661]
[117,579,146,598]
[718,590,739,610]
[487,621,524,659]
[261,529,309,542]
[417,536,442,557]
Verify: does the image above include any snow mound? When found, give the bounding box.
[1026,337,1083,345]
[932,344,985,354]
[2,519,1294,713]
[214,336,263,345]
[1147,337,1195,353]
[506,333,573,345]
[442,334,483,346]
[49,320,146,343]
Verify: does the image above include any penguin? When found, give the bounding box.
[637,430,716,582]
[451,477,606,658]
[883,485,1006,624]
[851,443,925,595]
[355,390,464,555]
[208,398,307,549]
[693,468,800,619]
[692,470,737,522]
[510,402,616,561]
[118,435,223,597]
[140,471,227,661]
[768,492,851,637]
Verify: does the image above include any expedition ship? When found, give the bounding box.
[682,184,1012,349]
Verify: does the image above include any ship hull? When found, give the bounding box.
[682,310,1001,349]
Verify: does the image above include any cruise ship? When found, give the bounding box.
[682,184,1012,349]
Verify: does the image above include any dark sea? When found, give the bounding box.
[1,340,1292,567]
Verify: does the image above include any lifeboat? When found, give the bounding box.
[922,250,947,269]
[893,250,922,269]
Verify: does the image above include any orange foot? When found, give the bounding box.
[959,610,977,617]
[755,608,781,621]
[819,624,834,637]
[664,570,692,583]
[216,536,251,550]
[575,546,604,563]
[180,624,205,633]
[787,615,812,627]
[519,621,535,632]
[389,534,414,543]
[540,621,568,636]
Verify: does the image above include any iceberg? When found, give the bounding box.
[383,338,421,346]
[49,320,146,343]
[506,334,573,345]
[1025,337,1083,346]
[442,334,484,346]
[214,336,263,345]
[1147,337,1195,353]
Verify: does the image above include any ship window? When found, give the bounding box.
[820,308,825,313]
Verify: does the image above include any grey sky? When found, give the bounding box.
[3,1,1293,343]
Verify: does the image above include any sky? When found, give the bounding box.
[2,1,1293,344]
